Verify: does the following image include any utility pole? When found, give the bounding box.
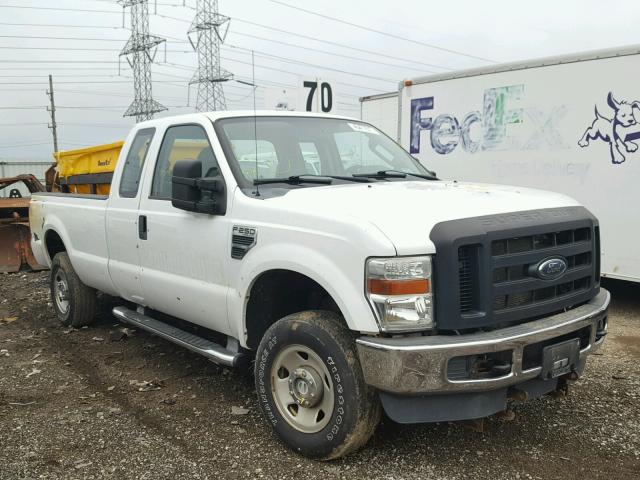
[46,74,59,153]
[119,0,167,122]
[188,0,233,111]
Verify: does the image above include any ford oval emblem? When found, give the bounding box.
[536,257,568,280]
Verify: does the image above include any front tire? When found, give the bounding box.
[255,311,380,460]
[50,252,97,327]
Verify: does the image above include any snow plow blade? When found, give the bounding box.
[0,223,44,273]
[0,174,48,273]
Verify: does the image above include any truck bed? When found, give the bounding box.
[30,192,114,295]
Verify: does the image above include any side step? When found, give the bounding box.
[112,306,244,367]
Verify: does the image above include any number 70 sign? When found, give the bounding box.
[302,80,333,112]
[264,78,335,113]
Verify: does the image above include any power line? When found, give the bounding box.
[0,4,121,15]
[0,74,125,78]
[0,142,52,149]
[268,0,495,63]
[225,45,397,83]
[0,21,125,30]
[0,60,120,64]
[59,123,134,128]
[0,44,398,85]
[0,67,121,70]
[0,104,189,109]
[232,17,451,71]
[0,105,46,110]
[89,0,195,8]
[161,60,389,94]
[0,80,189,84]
[0,16,460,71]
[154,11,454,71]
[0,44,397,86]
[0,34,130,42]
[228,30,435,74]
[0,122,49,126]
[56,87,188,102]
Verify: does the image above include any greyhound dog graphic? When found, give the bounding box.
[578,92,640,164]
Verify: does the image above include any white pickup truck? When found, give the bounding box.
[30,111,609,460]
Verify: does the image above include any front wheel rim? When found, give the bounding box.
[53,270,70,314]
[271,344,335,434]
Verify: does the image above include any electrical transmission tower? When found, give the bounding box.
[188,0,233,112]
[119,0,167,122]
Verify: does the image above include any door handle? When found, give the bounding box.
[138,215,147,240]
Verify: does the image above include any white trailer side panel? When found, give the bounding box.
[399,48,640,282]
[360,93,399,140]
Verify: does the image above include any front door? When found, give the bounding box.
[106,127,156,303]
[136,123,231,335]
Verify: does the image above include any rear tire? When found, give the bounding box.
[255,310,380,460]
[50,252,97,327]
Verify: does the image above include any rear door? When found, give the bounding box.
[106,127,156,303]
[136,122,231,334]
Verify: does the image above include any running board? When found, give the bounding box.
[112,306,243,367]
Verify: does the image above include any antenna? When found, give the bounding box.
[252,50,260,197]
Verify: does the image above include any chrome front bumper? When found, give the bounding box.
[356,289,610,394]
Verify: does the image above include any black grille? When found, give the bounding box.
[431,207,600,331]
[458,245,480,313]
[490,227,593,313]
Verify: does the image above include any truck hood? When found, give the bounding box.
[267,180,580,254]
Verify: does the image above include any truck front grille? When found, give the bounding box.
[490,227,593,313]
[431,207,600,331]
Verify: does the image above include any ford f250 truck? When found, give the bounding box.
[29,111,609,460]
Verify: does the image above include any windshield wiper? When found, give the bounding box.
[253,175,333,186]
[353,169,438,180]
[254,174,373,186]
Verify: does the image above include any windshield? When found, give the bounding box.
[215,116,431,188]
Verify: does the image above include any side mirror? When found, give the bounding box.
[171,159,226,215]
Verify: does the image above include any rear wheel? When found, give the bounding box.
[255,310,380,460]
[50,252,97,327]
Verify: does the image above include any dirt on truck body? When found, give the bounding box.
[0,175,47,273]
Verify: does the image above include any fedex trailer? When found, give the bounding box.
[361,44,640,283]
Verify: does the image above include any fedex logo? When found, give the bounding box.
[410,85,525,155]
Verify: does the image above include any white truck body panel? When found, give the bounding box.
[361,44,640,282]
[30,195,116,295]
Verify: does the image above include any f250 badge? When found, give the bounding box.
[231,225,257,260]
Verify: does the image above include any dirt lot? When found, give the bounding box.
[0,272,638,480]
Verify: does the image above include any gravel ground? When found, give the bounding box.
[0,271,638,480]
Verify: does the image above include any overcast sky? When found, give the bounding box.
[1,0,640,161]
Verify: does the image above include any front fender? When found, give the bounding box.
[228,241,383,347]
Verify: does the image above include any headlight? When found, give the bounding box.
[365,256,434,332]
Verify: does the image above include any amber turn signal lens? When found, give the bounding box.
[367,278,430,296]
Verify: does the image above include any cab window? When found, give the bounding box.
[119,128,155,198]
[150,125,219,200]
